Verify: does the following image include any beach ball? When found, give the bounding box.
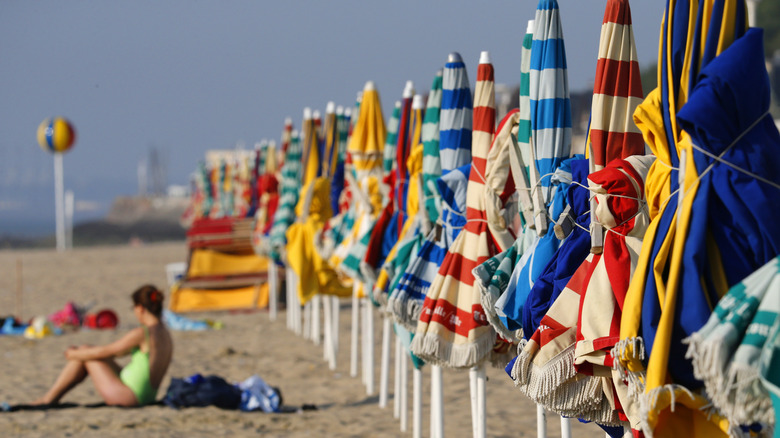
[37,117,76,153]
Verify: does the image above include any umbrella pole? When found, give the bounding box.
[268,262,278,321]
[536,405,547,438]
[331,296,339,368]
[469,367,478,437]
[365,293,375,395]
[350,282,360,377]
[303,301,312,340]
[322,295,332,362]
[413,367,422,438]
[285,265,292,329]
[394,335,402,419]
[312,295,321,345]
[473,365,487,438]
[431,365,444,438]
[379,316,392,408]
[400,348,409,431]
[560,416,571,438]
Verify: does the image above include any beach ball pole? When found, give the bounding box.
[53,153,66,252]
[65,190,74,249]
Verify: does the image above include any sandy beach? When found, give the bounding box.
[0,242,604,437]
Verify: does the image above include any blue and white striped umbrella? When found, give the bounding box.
[529,0,571,235]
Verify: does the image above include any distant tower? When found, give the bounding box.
[148,146,167,196]
[137,159,147,196]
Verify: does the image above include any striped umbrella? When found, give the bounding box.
[494,2,573,340]
[614,0,752,436]
[587,0,645,253]
[287,104,351,304]
[337,82,387,285]
[421,70,443,226]
[268,131,302,262]
[529,0,572,236]
[383,101,402,177]
[278,117,293,169]
[390,52,473,331]
[372,93,425,305]
[412,52,518,368]
[362,81,415,284]
[387,70,444,325]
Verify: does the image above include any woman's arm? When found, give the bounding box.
[65,327,145,361]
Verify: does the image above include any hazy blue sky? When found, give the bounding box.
[0,1,666,236]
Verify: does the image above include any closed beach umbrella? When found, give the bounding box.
[383,102,402,177]
[586,0,645,252]
[686,255,780,431]
[391,52,473,331]
[529,0,572,235]
[615,0,756,436]
[387,70,444,325]
[412,52,516,368]
[269,131,303,262]
[337,82,387,284]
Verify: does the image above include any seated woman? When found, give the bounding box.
[34,285,173,407]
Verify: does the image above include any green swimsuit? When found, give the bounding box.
[119,327,157,405]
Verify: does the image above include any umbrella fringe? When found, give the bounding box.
[474,267,517,342]
[409,329,495,369]
[387,293,424,333]
[611,336,647,397]
[512,344,617,424]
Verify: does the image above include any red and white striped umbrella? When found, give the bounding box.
[412,52,518,368]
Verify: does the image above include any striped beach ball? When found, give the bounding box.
[37,117,76,153]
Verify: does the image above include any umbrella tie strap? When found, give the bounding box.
[687,110,780,191]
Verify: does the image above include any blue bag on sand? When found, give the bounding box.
[237,375,282,413]
[163,374,241,410]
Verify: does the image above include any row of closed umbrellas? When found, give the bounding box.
[183,0,780,436]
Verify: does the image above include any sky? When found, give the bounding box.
[0,1,666,237]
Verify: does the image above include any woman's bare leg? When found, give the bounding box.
[83,360,138,407]
[33,359,88,405]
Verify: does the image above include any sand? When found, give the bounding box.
[0,242,605,437]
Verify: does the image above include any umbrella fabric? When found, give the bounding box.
[686,256,780,431]
[251,142,281,255]
[361,89,415,283]
[277,118,293,170]
[508,155,653,424]
[300,112,320,189]
[571,155,654,430]
[587,0,644,171]
[529,0,572,234]
[514,20,536,227]
[615,2,753,436]
[586,0,645,254]
[383,102,401,177]
[521,157,590,339]
[268,132,302,262]
[759,316,780,437]
[422,70,444,225]
[413,58,522,369]
[674,27,780,431]
[475,22,535,341]
[287,112,352,303]
[510,251,619,425]
[383,72,444,305]
[497,157,575,337]
[372,96,424,305]
[336,84,386,285]
[389,53,473,331]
